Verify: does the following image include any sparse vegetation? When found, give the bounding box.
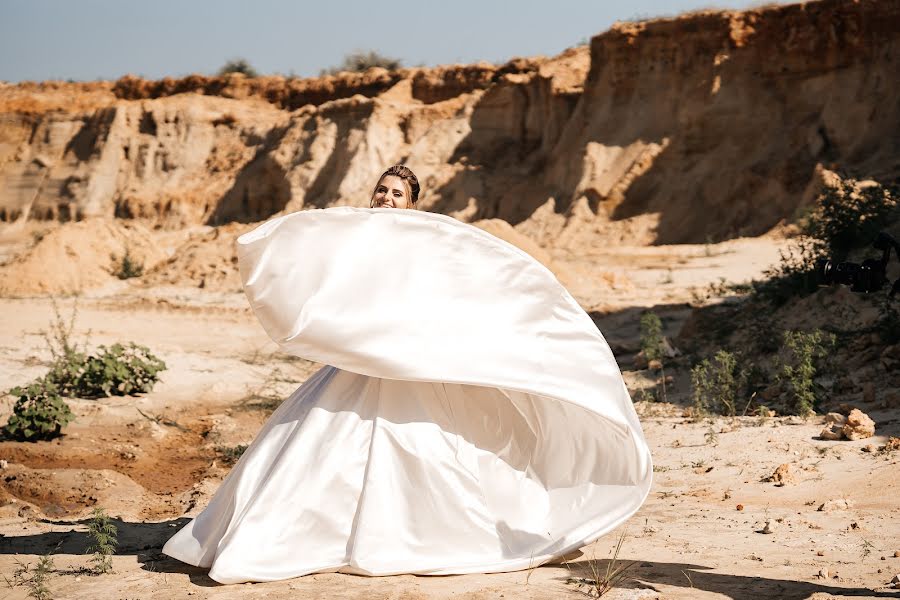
[690,349,746,417]
[9,553,55,600]
[754,177,898,305]
[216,444,249,466]
[2,301,167,440]
[776,329,835,416]
[566,530,635,597]
[112,247,143,280]
[322,50,402,75]
[218,58,259,78]
[86,507,118,574]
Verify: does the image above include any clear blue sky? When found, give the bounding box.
[0,0,791,82]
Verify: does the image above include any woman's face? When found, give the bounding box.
[370,175,411,209]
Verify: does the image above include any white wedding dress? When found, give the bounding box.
[162,207,652,583]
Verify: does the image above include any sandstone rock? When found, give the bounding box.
[819,423,844,441]
[817,498,855,512]
[842,409,875,441]
[824,413,847,425]
[764,463,795,486]
[760,519,777,534]
[648,359,663,371]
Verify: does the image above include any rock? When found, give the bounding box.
[817,498,855,512]
[891,573,900,588]
[648,359,663,371]
[824,413,847,425]
[660,337,681,358]
[880,344,900,371]
[764,463,795,486]
[819,423,844,441]
[633,350,648,370]
[862,382,875,404]
[842,408,875,440]
[818,568,829,579]
[884,437,900,452]
[0,460,7,469]
[760,519,777,534]
[862,444,877,453]
[884,390,900,408]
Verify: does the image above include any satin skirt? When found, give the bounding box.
[162,207,652,583]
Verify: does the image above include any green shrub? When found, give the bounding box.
[690,349,746,417]
[218,58,258,77]
[86,507,118,574]
[216,444,248,466]
[3,380,74,441]
[112,247,143,280]
[65,343,166,398]
[755,177,898,304]
[639,312,664,363]
[777,329,835,416]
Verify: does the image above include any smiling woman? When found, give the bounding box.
[369,164,420,209]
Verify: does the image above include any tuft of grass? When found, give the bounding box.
[86,507,118,574]
[568,530,636,597]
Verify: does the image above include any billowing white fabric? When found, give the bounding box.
[162,207,652,583]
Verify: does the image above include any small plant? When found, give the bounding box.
[2,380,74,441]
[10,553,55,600]
[217,58,258,77]
[112,247,143,280]
[776,329,835,416]
[704,427,719,446]
[639,312,664,363]
[86,507,118,574]
[691,349,746,417]
[567,530,635,597]
[216,444,249,466]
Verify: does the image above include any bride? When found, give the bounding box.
[162,165,652,583]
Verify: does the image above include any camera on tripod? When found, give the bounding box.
[815,232,900,297]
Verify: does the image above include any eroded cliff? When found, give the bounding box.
[1,0,897,250]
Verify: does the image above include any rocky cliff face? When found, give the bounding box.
[1,0,897,246]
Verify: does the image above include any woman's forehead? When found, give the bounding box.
[378,175,407,192]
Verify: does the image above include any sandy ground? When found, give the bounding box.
[1,234,898,599]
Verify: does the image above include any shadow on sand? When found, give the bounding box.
[0,517,219,587]
[559,557,896,600]
[2,522,896,597]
